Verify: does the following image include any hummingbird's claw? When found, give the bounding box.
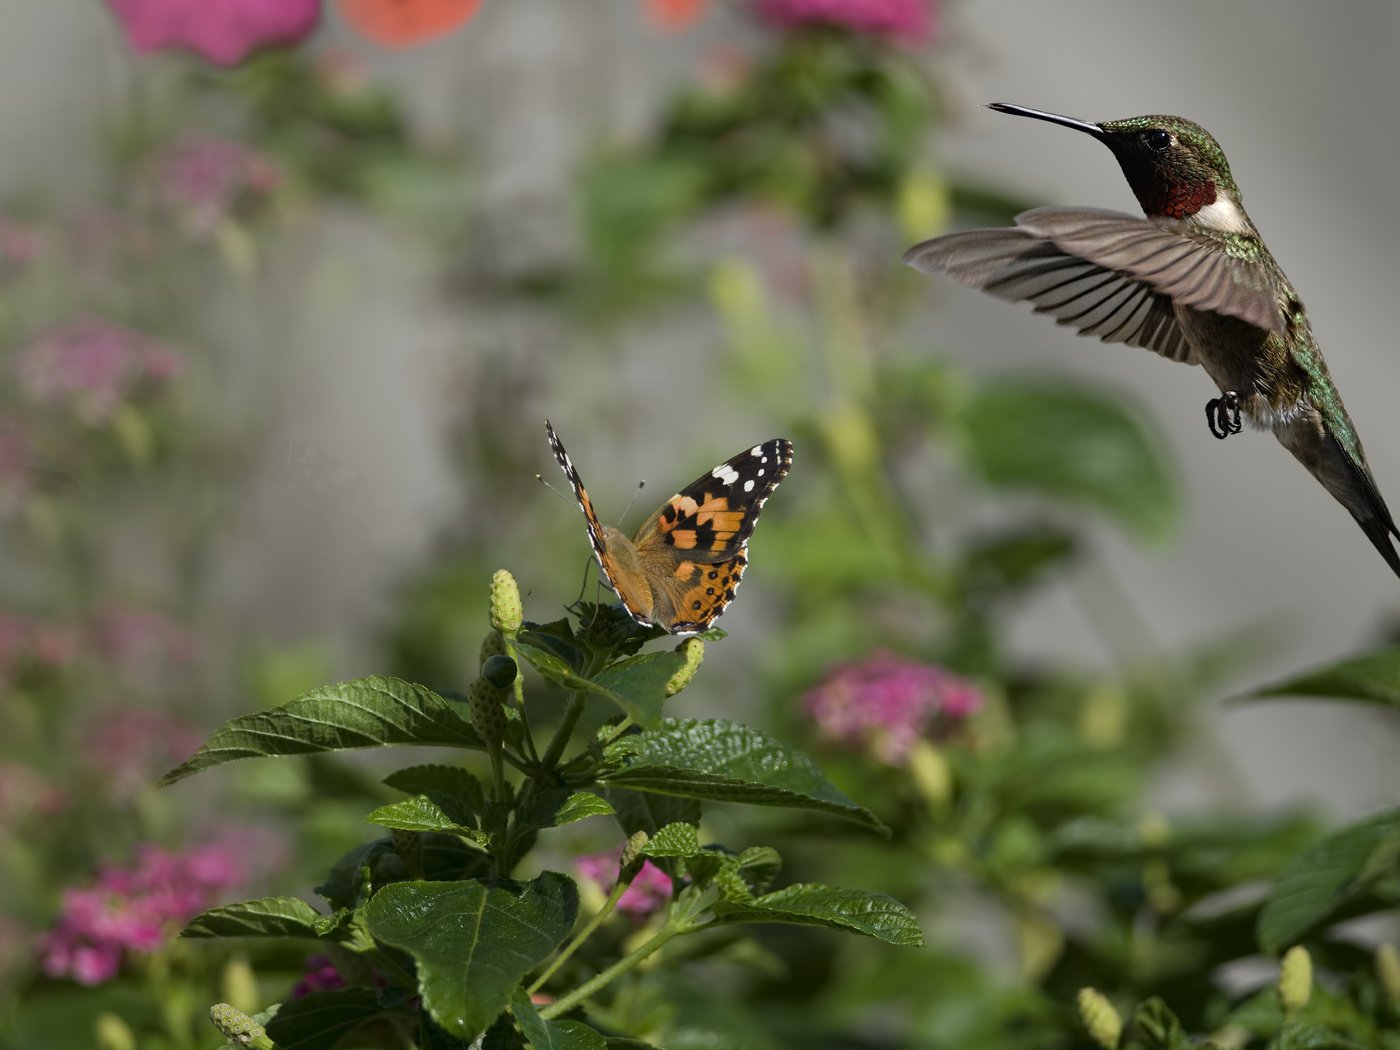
[1205,392,1243,440]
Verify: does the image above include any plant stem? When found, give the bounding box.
[538,692,586,775]
[538,925,676,1021]
[528,876,632,996]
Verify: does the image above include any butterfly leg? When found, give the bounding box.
[1205,391,1243,440]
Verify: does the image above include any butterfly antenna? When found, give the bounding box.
[617,479,647,527]
[536,473,575,503]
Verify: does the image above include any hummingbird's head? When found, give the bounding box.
[989,103,1244,226]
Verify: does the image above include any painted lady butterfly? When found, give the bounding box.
[546,421,794,635]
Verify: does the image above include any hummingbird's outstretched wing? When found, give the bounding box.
[903,207,1283,362]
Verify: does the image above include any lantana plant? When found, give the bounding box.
[170,569,921,1048]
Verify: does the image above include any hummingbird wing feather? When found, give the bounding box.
[902,223,1195,363]
[1016,208,1283,334]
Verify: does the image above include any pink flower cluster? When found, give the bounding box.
[40,841,251,985]
[291,954,347,999]
[155,135,282,237]
[752,0,935,43]
[803,649,981,763]
[107,0,321,67]
[575,852,674,916]
[83,709,202,799]
[15,317,182,424]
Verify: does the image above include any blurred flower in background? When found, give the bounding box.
[106,0,323,66]
[336,0,482,48]
[644,0,711,33]
[83,709,202,800]
[752,0,936,42]
[39,839,261,985]
[803,649,980,763]
[15,318,182,425]
[290,954,348,999]
[575,852,675,917]
[154,135,282,238]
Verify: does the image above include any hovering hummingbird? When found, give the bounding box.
[903,103,1400,578]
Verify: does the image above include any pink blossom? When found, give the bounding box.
[0,424,29,515]
[802,650,981,763]
[39,840,255,985]
[106,0,322,67]
[575,852,674,916]
[752,0,934,43]
[15,317,182,424]
[84,709,202,799]
[90,605,199,669]
[0,762,67,829]
[291,954,347,999]
[155,135,282,237]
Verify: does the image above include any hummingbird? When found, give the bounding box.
[902,103,1400,579]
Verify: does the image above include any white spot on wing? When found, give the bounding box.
[712,463,740,485]
[744,479,755,492]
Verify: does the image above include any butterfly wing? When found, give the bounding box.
[630,439,794,634]
[546,421,657,623]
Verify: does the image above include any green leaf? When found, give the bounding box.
[1271,1022,1367,1050]
[707,883,923,946]
[601,787,701,840]
[265,989,388,1050]
[599,719,884,831]
[641,822,703,858]
[367,796,485,842]
[513,990,607,1050]
[1130,998,1194,1050]
[160,676,481,785]
[959,377,1179,545]
[363,873,579,1042]
[533,790,615,828]
[1257,808,1400,954]
[182,896,324,940]
[515,644,683,728]
[1236,646,1400,708]
[385,764,489,803]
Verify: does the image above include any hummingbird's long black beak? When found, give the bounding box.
[987,102,1105,140]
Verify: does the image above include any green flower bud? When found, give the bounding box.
[620,830,650,871]
[1376,943,1400,1003]
[209,1003,271,1048]
[95,1012,137,1050]
[468,677,507,746]
[1076,987,1122,1050]
[479,629,507,668]
[665,638,704,697]
[482,654,518,690]
[489,569,523,635]
[1278,945,1312,1016]
[222,955,259,1014]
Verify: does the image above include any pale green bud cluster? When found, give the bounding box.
[468,676,507,746]
[665,638,705,697]
[209,1003,271,1048]
[1277,945,1312,1016]
[489,569,523,635]
[1076,987,1122,1050]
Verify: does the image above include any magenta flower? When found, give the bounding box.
[291,954,347,999]
[155,135,282,237]
[575,852,674,917]
[39,840,255,985]
[802,649,981,763]
[752,0,934,43]
[106,0,322,67]
[15,317,182,424]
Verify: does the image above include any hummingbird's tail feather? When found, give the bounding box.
[1353,512,1400,581]
[1324,432,1400,581]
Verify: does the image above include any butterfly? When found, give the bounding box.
[546,421,793,635]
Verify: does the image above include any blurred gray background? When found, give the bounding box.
[4,1,1396,811]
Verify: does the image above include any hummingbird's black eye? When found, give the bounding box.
[1144,129,1171,152]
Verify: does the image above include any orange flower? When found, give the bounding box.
[337,0,481,48]
[644,0,709,32]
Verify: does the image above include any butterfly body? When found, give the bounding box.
[546,422,793,635]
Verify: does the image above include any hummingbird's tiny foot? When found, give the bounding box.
[1206,392,1243,440]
